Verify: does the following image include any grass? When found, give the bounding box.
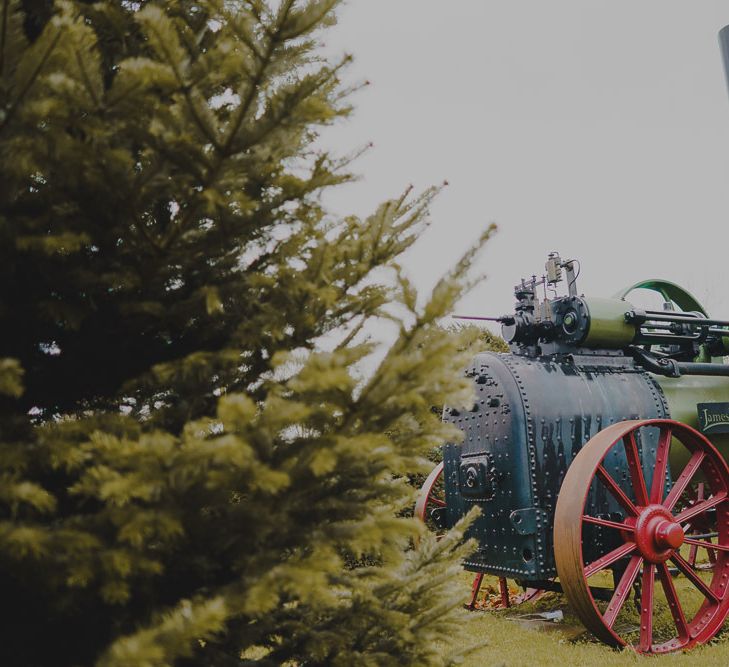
[441,565,729,667]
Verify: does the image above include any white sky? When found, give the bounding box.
[319,1,729,331]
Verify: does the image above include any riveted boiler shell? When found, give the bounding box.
[443,352,669,581]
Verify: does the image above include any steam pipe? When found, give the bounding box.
[628,310,729,328]
[631,347,729,378]
[675,362,729,377]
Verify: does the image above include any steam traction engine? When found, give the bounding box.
[416,252,729,653]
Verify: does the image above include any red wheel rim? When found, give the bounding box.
[414,461,446,527]
[555,419,729,653]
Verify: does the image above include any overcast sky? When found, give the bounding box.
[318,1,729,330]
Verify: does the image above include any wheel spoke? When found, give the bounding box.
[688,541,699,567]
[582,515,635,532]
[639,563,655,653]
[674,492,727,525]
[663,451,705,511]
[657,562,689,642]
[649,426,671,504]
[603,554,643,628]
[670,553,720,603]
[624,432,649,506]
[683,537,729,553]
[596,465,639,516]
[584,542,637,578]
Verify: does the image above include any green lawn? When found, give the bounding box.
[442,570,729,667]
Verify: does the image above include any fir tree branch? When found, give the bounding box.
[141,13,222,150]
[132,216,163,254]
[154,2,344,259]
[241,0,267,26]
[0,0,9,78]
[160,57,345,251]
[220,2,289,153]
[230,56,348,155]
[159,3,291,251]
[334,315,367,352]
[0,26,61,135]
[72,45,100,109]
[280,0,339,41]
[210,0,265,61]
[181,85,222,150]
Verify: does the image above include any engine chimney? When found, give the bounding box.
[720,25,729,97]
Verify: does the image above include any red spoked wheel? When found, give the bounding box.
[416,461,544,609]
[414,462,448,532]
[555,419,729,653]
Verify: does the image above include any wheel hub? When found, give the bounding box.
[633,504,684,563]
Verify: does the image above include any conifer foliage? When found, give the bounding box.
[0,1,492,665]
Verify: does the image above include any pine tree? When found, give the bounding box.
[0,2,493,665]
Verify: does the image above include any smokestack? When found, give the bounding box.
[720,26,729,97]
